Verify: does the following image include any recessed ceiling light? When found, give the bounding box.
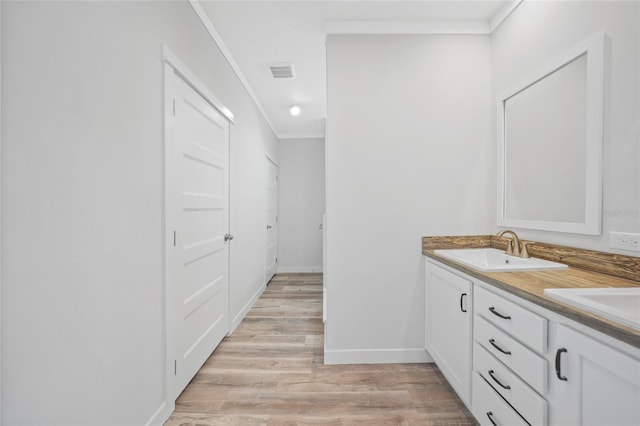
[289,105,301,116]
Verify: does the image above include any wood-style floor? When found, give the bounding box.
[166,273,476,425]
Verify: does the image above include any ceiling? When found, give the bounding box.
[198,0,520,139]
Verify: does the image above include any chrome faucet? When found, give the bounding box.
[496,230,530,258]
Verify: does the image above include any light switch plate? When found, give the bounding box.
[609,232,640,252]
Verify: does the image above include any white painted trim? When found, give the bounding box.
[324,348,433,365]
[188,0,278,136]
[162,45,234,122]
[489,0,524,33]
[228,283,266,336]
[278,266,323,274]
[162,61,177,426]
[265,153,278,168]
[278,132,325,140]
[162,47,234,421]
[0,1,3,422]
[325,19,490,35]
[497,31,605,235]
[145,402,169,426]
[325,1,524,36]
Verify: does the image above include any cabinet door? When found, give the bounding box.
[551,324,640,426]
[425,259,472,404]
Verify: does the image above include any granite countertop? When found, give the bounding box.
[422,235,640,349]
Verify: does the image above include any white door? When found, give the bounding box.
[551,324,640,426]
[167,73,230,398]
[424,260,473,405]
[265,159,278,282]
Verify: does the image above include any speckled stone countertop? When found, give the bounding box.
[422,235,640,349]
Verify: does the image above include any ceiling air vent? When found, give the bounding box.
[269,63,295,79]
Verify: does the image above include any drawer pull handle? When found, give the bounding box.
[489,306,511,320]
[489,338,512,355]
[460,293,467,313]
[555,348,568,381]
[488,369,511,390]
[487,411,498,426]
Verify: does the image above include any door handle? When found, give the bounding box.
[459,293,467,312]
[266,225,272,230]
[224,234,234,242]
[555,348,568,381]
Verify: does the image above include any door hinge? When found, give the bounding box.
[173,231,176,246]
[174,360,177,375]
[276,257,278,263]
[275,216,278,223]
[172,99,176,115]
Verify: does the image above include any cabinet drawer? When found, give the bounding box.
[472,371,528,426]
[475,315,547,395]
[475,343,547,426]
[475,285,547,353]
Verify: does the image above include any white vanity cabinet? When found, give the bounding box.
[424,256,640,426]
[549,324,640,426]
[472,285,549,426]
[424,259,473,405]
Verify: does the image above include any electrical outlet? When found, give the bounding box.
[609,232,640,252]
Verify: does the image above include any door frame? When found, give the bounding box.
[0,3,4,421]
[265,155,279,284]
[161,46,234,422]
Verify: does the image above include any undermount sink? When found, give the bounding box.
[434,248,568,272]
[544,287,640,331]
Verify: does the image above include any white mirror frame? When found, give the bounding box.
[497,32,605,235]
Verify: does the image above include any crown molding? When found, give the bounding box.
[325,19,490,35]
[190,0,525,139]
[188,0,278,137]
[490,0,524,33]
[325,1,524,35]
[278,133,326,140]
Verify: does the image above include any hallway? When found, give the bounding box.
[166,274,475,425]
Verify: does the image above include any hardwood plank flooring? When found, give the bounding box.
[166,273,476,426]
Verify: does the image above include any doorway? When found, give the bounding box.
[164,50,232,401]
[265,157,279,283]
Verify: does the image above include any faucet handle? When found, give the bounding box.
[504,238,515,255]
[520,242,531,258]
[511,238,520,257]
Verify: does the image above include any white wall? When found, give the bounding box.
[277,138,325,273]
[325,35,493,364]
[491,0,640,252]
[1,1,275,424]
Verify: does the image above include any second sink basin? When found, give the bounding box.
[544,287,640,331]
[434,248,568,272]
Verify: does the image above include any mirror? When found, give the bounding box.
[497,32,605,235]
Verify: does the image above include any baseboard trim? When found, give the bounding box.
[323,347,433,365]
[228,283,266,335]
[146,401,171,426]
[277,266,323,273]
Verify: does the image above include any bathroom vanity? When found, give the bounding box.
[423,235,640,426]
